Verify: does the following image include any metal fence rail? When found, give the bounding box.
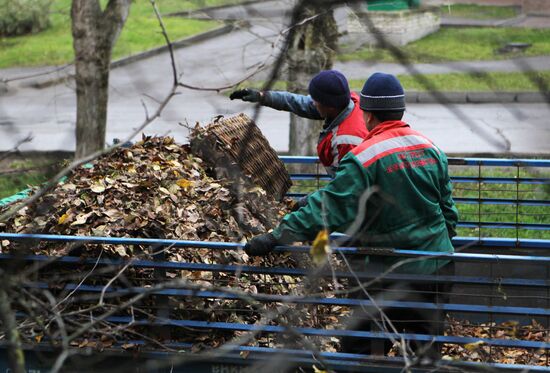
[3,343,548,373]
[1,232,548,250]
[279,156,550,168]
[281,156,550,240]
[20,281,550,317]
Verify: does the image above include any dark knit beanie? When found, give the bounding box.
[308,70,351,110]
[360,72,406,111]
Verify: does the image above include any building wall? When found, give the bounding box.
[425,0,521,5]
[345,8,440,47]
[427,0,550,15]
[524,0,550,15]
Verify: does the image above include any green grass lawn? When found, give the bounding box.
[349,71,550,92]
[338,27,550,64]
[237,70,550,93]
[289,165,550,240]
[0,159,62,200]
[440,4,519,20]
[0,0,238,68]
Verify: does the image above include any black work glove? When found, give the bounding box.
[244,233,279,256]
[229,88,262,103]
[290,195,308,212]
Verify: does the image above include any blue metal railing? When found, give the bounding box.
[453,197,550,207]
[2,232,549,248]
[6,341,548,372]
[98,316,549,351]
[287,195,550,207]
[3,253,549,288]
[279,156,550,168]
[2,234,549,297]
[281,156,550,235]
[24,281,550,317]
[290,173,550,185]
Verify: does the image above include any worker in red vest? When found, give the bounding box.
[230,70,368,176]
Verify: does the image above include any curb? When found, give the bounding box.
[165,0,272,18]
[440,15,524,28]
[446,152,548,158]
[404,90,549,104]
[26,23,241,89]
[110,23,239,70]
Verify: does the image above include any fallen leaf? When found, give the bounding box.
[312,366,328,373]
[310,229,331,266]
[58,213,69,225]
[176,178,193,189]
[464,340,485,351]
[159,187,171,195]
[61,183,76,191]
[113,245,128,257]
[90,183,105,194]
[103,209,124,221]
[70,212,93,226]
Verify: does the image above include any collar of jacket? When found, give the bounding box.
[365,120,409,140]
[318,98,355,142]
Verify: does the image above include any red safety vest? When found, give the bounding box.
[317,92,368,171]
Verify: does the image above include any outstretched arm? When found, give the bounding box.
[263,91,323,120]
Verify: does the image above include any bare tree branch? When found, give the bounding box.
[0,133,33,162]
[0,283,25,373]
[150,0,178,86]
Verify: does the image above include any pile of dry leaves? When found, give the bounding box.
[0,135,289,258]
[443,318,549,366]
[0,135,345,350]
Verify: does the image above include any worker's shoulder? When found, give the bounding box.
[351,127,405,155]
[335,107,367,138]
[351,126,439,167]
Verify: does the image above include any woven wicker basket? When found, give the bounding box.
[190,113,292,201]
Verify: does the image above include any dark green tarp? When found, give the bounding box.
[367,0,421,11]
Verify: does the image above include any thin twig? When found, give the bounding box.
[1,63,73,84]
[0,134,33,163]
[99,258,133,306]
[150,0,177,85]
[55,249,104,309]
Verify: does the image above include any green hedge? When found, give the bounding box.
[0,0,52,36]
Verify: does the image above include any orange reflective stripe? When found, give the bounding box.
[354,135,435,167]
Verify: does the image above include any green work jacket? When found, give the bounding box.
[272,120,459,275]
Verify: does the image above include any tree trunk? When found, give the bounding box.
[71,0,131,159]
[287,5,339,157]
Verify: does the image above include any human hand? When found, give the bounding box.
[244,233,278,256]
[229,88,262,103]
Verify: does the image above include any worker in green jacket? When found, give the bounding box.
[244,72,458,359]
